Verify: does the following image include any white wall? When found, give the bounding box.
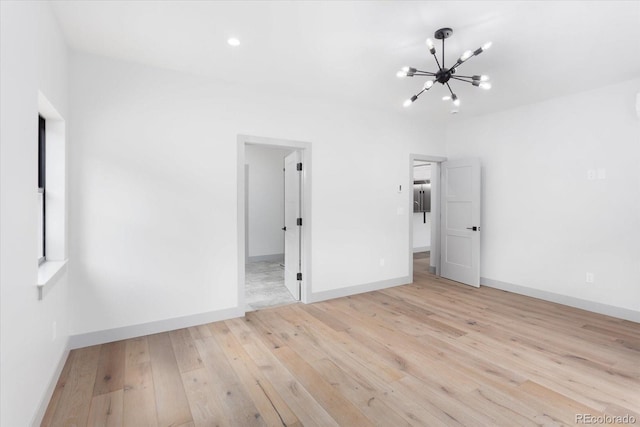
[68,52,446,336]
[0,2,70,425]
[446,78,640,318]
[246,145,292,259]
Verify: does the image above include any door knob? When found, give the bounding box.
[282,226,287,231]
[466,226,479,231]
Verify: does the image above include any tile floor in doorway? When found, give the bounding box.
[245,261,296,312]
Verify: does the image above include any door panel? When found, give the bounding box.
[440,158,481,287]
[283,151,301,300]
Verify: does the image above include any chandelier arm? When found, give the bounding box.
[412,88,427,99]
[431,54,442,71]
[414,71,437,76]
[453,53,478,70]
[429,46,443,71]
[450,76,475,83]
[442,38,445,69]
[445,82,455,96]
[451,56,473,70]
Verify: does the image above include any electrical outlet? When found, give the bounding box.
[52,321,57,341]
[585,272,595,283]
[379,258,385,267]
[587,170,596,180]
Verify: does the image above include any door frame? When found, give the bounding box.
[237,135,312,313]
[409,154,446,280]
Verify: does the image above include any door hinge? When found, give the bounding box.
[296,272,302,281]
[296,162,302,171]
[296,218,302,226]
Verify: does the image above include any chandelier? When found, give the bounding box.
[397,27,492,113]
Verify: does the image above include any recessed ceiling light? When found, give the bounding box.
[227,37,240,47]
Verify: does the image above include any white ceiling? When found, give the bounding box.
[52,1,640,120]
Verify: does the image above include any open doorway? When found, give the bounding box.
[237,135,312,314]
[409,154,446,281]
[244,145,296,311]
[412,160,432,275]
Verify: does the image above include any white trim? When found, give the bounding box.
[247,253,284,263]
[31,340,70,427]
[409,154,446,283]
[68,306,244,349]
[37,259,68,300]
[481,277,640,323]
[238,134,312,309]
[307,276,410,304]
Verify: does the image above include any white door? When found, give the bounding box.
[440,158,481,287]
[283,151,302,300]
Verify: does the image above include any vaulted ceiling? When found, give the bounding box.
[52,1,640,120]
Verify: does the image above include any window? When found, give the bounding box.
[38,115,46,264]
[36,92,68,293]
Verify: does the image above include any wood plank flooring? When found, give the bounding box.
[42,259,640,426]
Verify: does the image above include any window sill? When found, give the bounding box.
[37,259,68,300]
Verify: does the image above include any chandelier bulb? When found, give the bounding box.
[479,82,492,90]
[426,38,436,54]
[460,50,473,62]
[481,75,489,81]
[423,80,434,90]
[403,95,418,107]
[400,67,417,77]
[475,41,493,56]
[442,95,451,101]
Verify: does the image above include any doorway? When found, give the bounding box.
[409,154,482,288]
[237,135,312,313]
[409,154,446,281]
[412,160,432,275]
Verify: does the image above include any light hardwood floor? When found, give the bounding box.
[43,259,640,426]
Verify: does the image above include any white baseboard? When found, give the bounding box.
[68,306,244,349]
[481,277,640,323]
[31,339,70,427]
[247,253,284,263]
[307,276,411,304]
